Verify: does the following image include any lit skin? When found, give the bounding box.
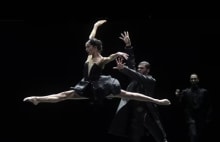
[23,20,171,106]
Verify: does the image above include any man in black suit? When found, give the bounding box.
[175,73,213,142]
[109,31,168,142]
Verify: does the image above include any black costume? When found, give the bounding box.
[177,86,212,142]
[71,62,121,102]
[109,47,167,142]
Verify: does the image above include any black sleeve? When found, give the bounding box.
[124,46,136,70]
[120,66,155,84]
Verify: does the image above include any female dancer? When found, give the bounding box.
[23,20,171,106]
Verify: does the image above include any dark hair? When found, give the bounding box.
[88,38,103,52]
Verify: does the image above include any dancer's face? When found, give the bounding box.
[85,42,96,55]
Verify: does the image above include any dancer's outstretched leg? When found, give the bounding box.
[117,89,171,105]
[23,90,87,105]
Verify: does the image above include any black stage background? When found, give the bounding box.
[1,4,219,142]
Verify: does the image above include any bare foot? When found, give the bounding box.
[23,96,39,105]
[158,99,171,105]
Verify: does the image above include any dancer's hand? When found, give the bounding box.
[94,20,107,28]
[116,52,129,60]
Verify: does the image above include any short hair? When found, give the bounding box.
[190,73,199,80]
[139,61,151,69]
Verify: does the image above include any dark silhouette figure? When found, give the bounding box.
[175,73,213,142]
[109,31,168,142]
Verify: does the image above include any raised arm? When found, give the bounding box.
[119,31,136,69]
[89,20,107,39]
[119,31,131,47]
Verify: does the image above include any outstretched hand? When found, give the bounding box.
[113,57,125,70]
[117,52,129,60]
[119,31,131,46]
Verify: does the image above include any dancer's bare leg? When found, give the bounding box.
[23,90,88,105]
[115,89,171,105]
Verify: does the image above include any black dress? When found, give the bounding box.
[71,62,121,102]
